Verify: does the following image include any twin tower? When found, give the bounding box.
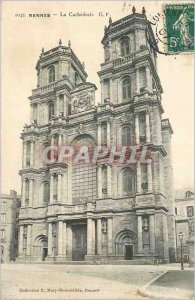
[18,9,176,263]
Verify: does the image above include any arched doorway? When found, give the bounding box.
[115,230,136,260]
[34,235,48,261]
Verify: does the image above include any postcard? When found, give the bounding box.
[1,1,194,299]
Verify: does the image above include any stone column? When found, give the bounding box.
[136,160,141,193]
[30,104,33,124]
[26,225,32,256]
[47,223,53,256]
[149,215,155,253]
[146,111,151,143]
[58,221,63,256]
[37,103,40,124]
[21,179,26,207]
[107,120,111,148]
[19,225,24,256]
[51,136,54,160]
[63,222,67,256]
[107,218,113,255]
[58,134,62,146]
[50,174,54,204]
[97,122,101,146]
[163,214,169,260]
[57,173,62,203]
[66,224,72,258]
[23,142,27,168]
[146,65,151,92]
[30,141,34,167]
[97,165,102,198]
[67,160,72,204]
[56,95,59,116]
[136,68,140,93]
[135,114,140,145]
[97,219,102,255]
[137,215,143,254]
[87,218,95,255]
[107,165,112,197]
[29,179,33,207]
[62,171,68,204]
[147,159,153,192]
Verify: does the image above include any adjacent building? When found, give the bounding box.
[17,8,176,263]
[0,190,20,262]
[174,189,194,260]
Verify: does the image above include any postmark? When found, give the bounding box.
[164,3,194,54]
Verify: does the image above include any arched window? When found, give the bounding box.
[43,182,50,204]
[48,66,55,83]
[122,169,135,196]
[122,77,131,101]
[120,38,130,57]
[48,102,54,120]
[122,126,131,146]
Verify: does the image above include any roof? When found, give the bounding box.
[174,189,194,200]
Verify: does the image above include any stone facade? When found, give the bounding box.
[17,10,176,263]
[0,190,21,262]
[175,189,194,260]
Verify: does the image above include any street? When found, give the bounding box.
[1,263,191,300]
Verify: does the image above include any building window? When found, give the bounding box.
[1,229,5,242]
[1,202,6,208]
[0,213,6,223]
[175,207,178,215]
[122,78,131,102]
[122,169,135,196]
[43,182,50,205]
[187,206,194,218]
[48,66,55,83]
[122,126,131,146]
[120,38,130,57]
[48,102,54,120]
[186,191,192,198]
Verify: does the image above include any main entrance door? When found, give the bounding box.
[125,245,133,260]
[72,225,87,261]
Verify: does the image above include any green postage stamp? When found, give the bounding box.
[164,3,194,54]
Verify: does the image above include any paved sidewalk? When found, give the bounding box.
[139,270,194,300]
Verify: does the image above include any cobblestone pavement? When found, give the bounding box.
[1,263,190,300]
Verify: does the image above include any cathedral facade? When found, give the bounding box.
[18,9,176,263]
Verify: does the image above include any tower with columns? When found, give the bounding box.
[18,8,176,263]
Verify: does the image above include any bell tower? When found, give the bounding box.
[97,7,176,262]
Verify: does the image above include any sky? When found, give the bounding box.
[1,0,194,194]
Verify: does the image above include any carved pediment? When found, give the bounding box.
[70,82,97,114]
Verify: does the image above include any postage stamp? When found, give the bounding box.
[164,3,194,54]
